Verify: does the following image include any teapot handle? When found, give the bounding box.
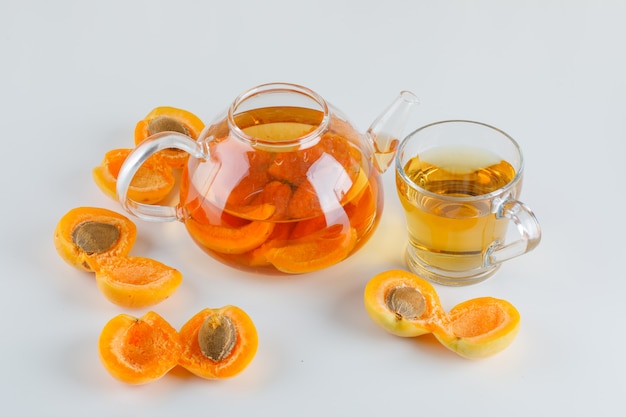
[116,132,206,222]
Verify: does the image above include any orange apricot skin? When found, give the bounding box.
[134,106,205,169]
[92,148,175,204]
[53,207,136,272]
[93,256,183,308]
[364,269,447,337]
[98,311,182,385]
[178,306,258,379]
[434,297,521,359]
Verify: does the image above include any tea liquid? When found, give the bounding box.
[180,107,382,273]
[397,146,516,272]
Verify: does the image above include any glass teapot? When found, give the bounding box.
[116,83,418,274]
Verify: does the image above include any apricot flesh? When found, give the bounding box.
[93,256,183,308]
[92,148,175,204]
[98,311,182,385]
[434,297,521,359]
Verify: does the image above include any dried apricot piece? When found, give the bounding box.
[53,207,136,272]
[98,311,182,385]
[93,256,183,308]
[434,297,520,359]
[92,148,175,204]
[264,227,357,274]
[185,218,275,255]
[178,306,258,379]
[134,106,205,168]
[364,269,446,337]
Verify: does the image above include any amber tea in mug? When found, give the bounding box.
[395,120,541,286]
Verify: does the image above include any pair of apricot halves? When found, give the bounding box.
[364,270,521,359]
[54,206,182,308]
[99,306,258,384]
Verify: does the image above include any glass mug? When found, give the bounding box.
[395,120,541,286]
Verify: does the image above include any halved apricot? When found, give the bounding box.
[92,148,175,204]
[178,306,258,379]
[434,297,521,359]
[185,218,275,255]
[264,227,357,274]
[134,106,205,168]
[98,311,182,385]
[53,207,136,272]
[93,256,183,308]
[364,269,446,337]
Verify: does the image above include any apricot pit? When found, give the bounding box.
[385,286,427,321]
[147,115,189,136]
[71,221,120,254]
[197,314,237,362]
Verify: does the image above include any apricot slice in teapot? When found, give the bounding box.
[185,218,275,255]
[249,180,292,221]
[53,207,136,272]
[93,256,183,308]
[92,148,175,204]
[223,181,292,222]
[98,311,182,385]
[364,269,446,337]
[344,175,378,233]
[434,297,520,359]
[224,171,271,208]
[286,180,324,220]
[319,133,362,174]
[134,106,205,169]
[264,226,357,274]
[227,222,295,268]
[178,306,258,379]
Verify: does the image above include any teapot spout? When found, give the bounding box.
[367,90,419,173]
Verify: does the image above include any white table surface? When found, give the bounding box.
[2,1,624,415]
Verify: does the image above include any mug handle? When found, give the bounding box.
[487,199,542,265]
[116,132,206,222]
